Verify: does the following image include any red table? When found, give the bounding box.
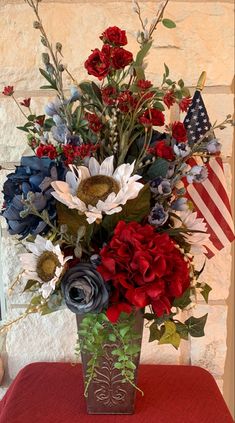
[0,362,233,423]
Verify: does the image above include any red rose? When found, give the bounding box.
[100,26,127,46]
[2,86,14,96]
[155,140,175,161]
[101,85,117,105]
[85,48,110,80]
[20,98,31,108]
[139,108,165,127]
[98,221,190,322]
[179,97,191,112]
[62,143,98,165]
[171,121,187,142]
[137,80,153,90]
[86,113,103,133]
[163,90,175,109]
[36,144,58,160]
[111,47,133,70]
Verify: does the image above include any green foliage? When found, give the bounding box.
[76,311,143,396]
[162,19,176,29]
[102,184,151,233]
[197,283,212,303]
[39,68,57,90]
[147,158,169,179]
[185,314,208,337]
[173,288,191,309]
[158,321,181,349]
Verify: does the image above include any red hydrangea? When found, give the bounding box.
[163,90,175,109]
[171,121,187,142]
[2,86,14,96]
[86,113,103,133]
[85,47,110,80]
[179,97,191,112]
[101,85,117,105]
[111,47,133,70]
[62,144,98,165]
[139,108,165,127]
[36,144,58,160]
[98,221,191,322]
[100,26,127,46]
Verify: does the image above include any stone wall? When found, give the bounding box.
[0,0,234,415]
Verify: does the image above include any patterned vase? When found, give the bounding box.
[76,309,144,414]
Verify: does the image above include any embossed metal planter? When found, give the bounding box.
[76,309,144,414]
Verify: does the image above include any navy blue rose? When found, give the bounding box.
[2,156,66,238]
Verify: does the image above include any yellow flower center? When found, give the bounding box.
[77,175,120,206]
[36,251,60,282]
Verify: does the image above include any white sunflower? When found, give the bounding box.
[172,210,211,255]
[51,156,143,224]
[20,235,72,299]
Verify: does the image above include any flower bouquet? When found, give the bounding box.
[1,0,233,415]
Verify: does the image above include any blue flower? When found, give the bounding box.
[186,165,208,184]
[2,156,66,238]
[150,176,171,196]
[148,203,169,227]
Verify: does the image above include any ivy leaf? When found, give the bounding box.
[199,283,212,303]
[173,288,191,309]
[175,322,189,340]
[185,314,208,337]
[102,184,151,233]
[147,158,169,179]
[149,322,163,342]
[162,18,176,29]
[158,321,181,349]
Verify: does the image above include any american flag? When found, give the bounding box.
[183,90,234,258]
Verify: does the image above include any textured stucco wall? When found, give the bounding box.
[0,0,234,415]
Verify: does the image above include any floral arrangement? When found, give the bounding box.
[0,0,232,395]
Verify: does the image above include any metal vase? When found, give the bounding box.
[76,309,144,415]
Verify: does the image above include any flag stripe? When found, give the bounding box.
[207,158,233,214]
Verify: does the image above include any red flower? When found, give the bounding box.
[36,144,58,160]
[86,113,103,133]
[98,221,190,322]
[139,108,165,127]
[101,85,117,105]
[163,90,175,109]
[35,115,45,127]
[117,90,137,112]
[100,26,127,46]
[111,47,133,70]
[137,80,153,90]
[20,98,31,108]
[179,97,191,112]
[2,86,14,96]
[154,140,175,161]
[62,144,98,165]
[171,121,187,142]
[85,47,110,80]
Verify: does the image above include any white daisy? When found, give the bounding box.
[20,235,72,299]
[51,156,143,224]
[172,210,211,255]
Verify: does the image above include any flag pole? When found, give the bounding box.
[196,71,207,92]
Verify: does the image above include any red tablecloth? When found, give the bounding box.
[0,362,233,423]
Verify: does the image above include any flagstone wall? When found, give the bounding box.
[0,0,234,415]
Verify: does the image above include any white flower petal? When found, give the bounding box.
[99,156,114,176]
[89,157,100,176]
[78,166,90,181]
[66,171,79,193]
[51,181,71,194]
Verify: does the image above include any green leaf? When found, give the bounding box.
[164,63,169,77]
[194,260,206,280]
[39,68,57,90]
[178,79,184,88]
[114,362,123,370]
[91,82,102,103]
[125,361,136,370]
[147,158,169,179]
[199,283,212,303]
[102,184,151,233]
[120,326,130,338]
[162,18,176,29]
[185,314,208,337]
[165,79,173,85]
[182,87,191,97]
[153,101,165,111]
[173,288,191,309]
[125,344,141,355]
[149,322,163,342]
[108,334,116,342]
[17,126,29,133]
[143,313,155,321]
[158,321,181,349]
[40,85,55,90]
[175,322,189,340]
[135,41,153,67]
[23,279,38,292]
[56,202,88,237]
